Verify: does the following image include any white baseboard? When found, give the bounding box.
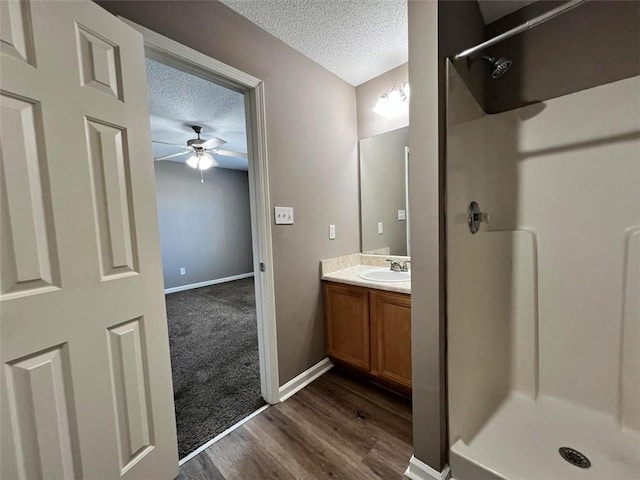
[405,456,451,480]
[164,272,254,294]
[278,357,333,402]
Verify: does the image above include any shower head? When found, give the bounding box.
[467,55,513,79]
[486,56,512,78]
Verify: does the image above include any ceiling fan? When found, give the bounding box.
[152,125,247,171]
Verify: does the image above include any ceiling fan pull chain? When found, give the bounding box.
[200,170,204,183]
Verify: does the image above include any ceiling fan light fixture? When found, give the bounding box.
[186,150,216,170]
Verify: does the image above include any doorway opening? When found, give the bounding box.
[148,56,263,460]
[125,19,279,463]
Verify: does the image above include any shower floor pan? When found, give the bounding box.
[450,394,640,480]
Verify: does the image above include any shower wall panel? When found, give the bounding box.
[514,76,639,417]
[447,62,640,444]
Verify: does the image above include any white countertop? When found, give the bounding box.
[322,264,411,294]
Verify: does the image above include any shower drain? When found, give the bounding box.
[559,447,591,469]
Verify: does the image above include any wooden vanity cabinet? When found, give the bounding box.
[324,281,412,392]
[370,289,412,389]
[324,283,370,371]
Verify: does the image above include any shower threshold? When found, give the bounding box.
[450,394,640,480]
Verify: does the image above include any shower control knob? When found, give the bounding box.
[477,212,490,223]
[468,201,489,234]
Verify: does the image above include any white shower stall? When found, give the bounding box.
[446,61,640,479]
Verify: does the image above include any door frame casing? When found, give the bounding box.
[121,19,280,404]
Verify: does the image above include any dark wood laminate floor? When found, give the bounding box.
[176,369,413,480]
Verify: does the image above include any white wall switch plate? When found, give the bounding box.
[398,209,406,221]
[378,222,384,234]
[275,206,294,225]
[180,267,186,275]
[329,224,336,240]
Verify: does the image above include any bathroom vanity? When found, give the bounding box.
[321,254,412,394]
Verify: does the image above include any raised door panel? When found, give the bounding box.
[85,118,138,279]
[107,317,153,473]
[76,25,122,99]
[372,291,412,388]
[0,0,35,64]
[0,92,60,299]
[325,282,370,371]
[4,344,80,479]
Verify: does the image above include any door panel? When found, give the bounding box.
[85,118,139,279]
[0,92,59,299]
[0,0,35,65]
[76,25,123,99]
[0,1,178,478]
[5,344,80,479]
[107,318,154,473]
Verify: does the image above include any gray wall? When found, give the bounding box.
[100,1,359,385]
[439,0,487,110]
[356,63,409,140]
[408,0,445,471]
[154,162,253,289]
[484,0,640,113]
[360,127,408,256]
[408,0,486,471]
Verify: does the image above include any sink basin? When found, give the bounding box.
[358,268,410,283]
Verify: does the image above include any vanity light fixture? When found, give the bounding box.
[373,82,410,119]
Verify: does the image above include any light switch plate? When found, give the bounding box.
[378,222,384,234]
[329,224,336,240]
[398,209,406,221]
[275,206,294,225]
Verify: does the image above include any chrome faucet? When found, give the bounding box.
[386,259,403,272]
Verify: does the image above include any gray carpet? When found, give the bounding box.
[165,277,265,459]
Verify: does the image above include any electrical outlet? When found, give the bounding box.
[398,209,406,221]
[329,224,336,240]
[180,268,186,275]
[378,222,384,234]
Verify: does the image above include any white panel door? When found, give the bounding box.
[0,1,179,478]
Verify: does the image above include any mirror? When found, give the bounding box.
[359,126,409,256]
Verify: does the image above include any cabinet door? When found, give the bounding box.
[325,283,370,371]
[371,291,412,388]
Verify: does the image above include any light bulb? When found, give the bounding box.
[373,94,390,117]
[388,86,402,103]
[198,154,214,170]
[186,154,199,168]
[372,83,409,119]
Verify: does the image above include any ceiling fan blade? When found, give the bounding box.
[152,140,191,149]
[201,137,226,149]
[154,150,192,161]
[213,149,248,159]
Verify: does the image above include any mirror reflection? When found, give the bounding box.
[360,126,409,256]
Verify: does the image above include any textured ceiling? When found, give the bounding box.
[145,58,248,171]
[477,0,537,24]
[220,0,408,86]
